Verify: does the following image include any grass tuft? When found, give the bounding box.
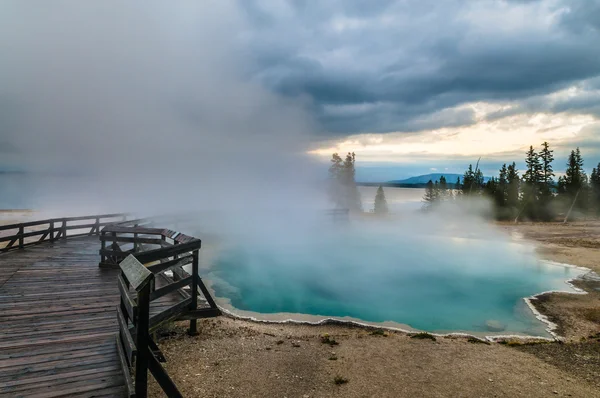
[467,337,491,345]
[370,329,388,336]
[334,376,349,385]
[410,332,436,341]
[321,334,339,346]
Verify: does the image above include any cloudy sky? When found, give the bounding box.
[1,0,600,182]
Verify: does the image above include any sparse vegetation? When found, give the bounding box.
[370,329,387,336]
[334,375,349,385]
[467,337,491,345]
[410,332,436,341]
[498,338,550,347]
[321,334,339,346]
[329,354,338,360]
[582,308,600,323]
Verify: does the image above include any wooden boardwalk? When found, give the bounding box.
[0,237,126,397]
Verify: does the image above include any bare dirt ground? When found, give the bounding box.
[150,221,600,398]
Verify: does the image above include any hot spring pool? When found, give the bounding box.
[206,226,586,338]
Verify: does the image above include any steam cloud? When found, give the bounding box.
[0,1,323,218]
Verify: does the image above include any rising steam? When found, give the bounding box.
[0,1,323,217]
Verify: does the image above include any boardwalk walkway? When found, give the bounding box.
[0,237,126,397]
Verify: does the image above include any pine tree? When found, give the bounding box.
[328,153,344,208]
[497,164,508,209]
[538,142,555,220]
[561,148,588,217]
[438,175,449,201]
[423,180,436,210]
[454,177,461,195]
[484,177,498,199]
[329,153,343,178]
[591,163,600,216]
[522,146,543,219]
[328,152,362,211]
[374,185,388,214]
[461,165,481,195]
[506,162,520,210]
[344,152,362,211]
[539,142,555,195]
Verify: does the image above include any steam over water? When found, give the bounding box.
[206,214,584,338]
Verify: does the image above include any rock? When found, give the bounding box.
[485,320,506,332]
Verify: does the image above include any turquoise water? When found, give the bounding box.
[208,227,583,337]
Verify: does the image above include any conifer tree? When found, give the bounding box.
[461,165,476,195]
[454,177,461,194]
[591,163,600,215]
[560,148,588,216]
[423,180,437,210]
[539,142,555,197]
[538,142,555,220]
[328,152,362,211]
[438,175,449,201]
[506,162,520,210]
[522,146,543,219]
[342,152,362,211]
[374,185,388,214]
[497,164,508,209]
[484,177,498,199]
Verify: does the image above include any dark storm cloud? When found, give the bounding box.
[239,0,600,135]
[485,76,600,121]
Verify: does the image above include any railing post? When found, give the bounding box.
[61,220,67,240]
[50,221,55,241]
[100,230,106,265]
[189,249,199,336]
[18,226,24,249]
[135,282,151,398]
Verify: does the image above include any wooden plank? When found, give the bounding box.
[99,248,135,257]
[65,222,115,230]
[115,335,135,398]
[147,254,193,274]
[102,226,164,235]
[0,364,121,388]
[150,276,192,301]
[135,240,200,264]
[24,378,125,398]
[117,306,136,365]
[149,297,192,330]
[117,275,137,322]
[177,307,221,320]
[100,236,164,245]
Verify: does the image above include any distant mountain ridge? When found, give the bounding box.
[358,172,490,188]
[389,173,465,184]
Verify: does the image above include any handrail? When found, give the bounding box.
[0,213,127,253]
[111,223,220,398]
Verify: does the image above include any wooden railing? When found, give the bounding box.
[0,213,127,252]
[110,224,220,397]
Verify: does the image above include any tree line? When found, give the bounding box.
[423,142,600,221]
